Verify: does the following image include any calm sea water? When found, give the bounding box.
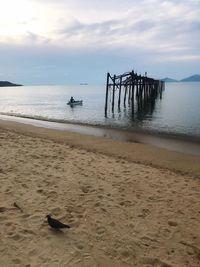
[0,82,199,138]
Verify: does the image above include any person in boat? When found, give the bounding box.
[70,96,75,103]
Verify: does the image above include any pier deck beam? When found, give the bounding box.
[105,70,164,117]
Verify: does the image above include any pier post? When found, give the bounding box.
[118,76,122,108]
[131,71,135,115]
[112,75,116,112]
[124,85,127,107]
[105,72,110,117]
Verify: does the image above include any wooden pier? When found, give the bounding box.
[105,70,165,116]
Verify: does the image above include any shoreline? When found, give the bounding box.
[0,114,200,156]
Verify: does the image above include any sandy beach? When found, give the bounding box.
[0,119,200,267]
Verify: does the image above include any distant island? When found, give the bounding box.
[161,74,200,82]
[180,74,200,82]
[161,77,178,82]
[0,81,22,87]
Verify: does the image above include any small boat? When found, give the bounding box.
[67,100,83,106]
[80,83,88,85]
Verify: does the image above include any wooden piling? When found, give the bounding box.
[105,70,164,117]
[112,75,116,112]
[131,72,135,115]
[118,76,122,108]
[105,72,110,116]
[124,85,127,107]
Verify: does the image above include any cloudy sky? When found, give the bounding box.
[0,0,199,85]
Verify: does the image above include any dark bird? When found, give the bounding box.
[46,215,70,230]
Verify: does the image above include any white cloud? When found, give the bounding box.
[159,54,200,62]
[0,0,199,83]
[1,0,199,58]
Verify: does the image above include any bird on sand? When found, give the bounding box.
[46,215,70,230]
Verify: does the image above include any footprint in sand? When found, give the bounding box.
[143,257,172,267]
[0,206,7,212]
[81,186,90,194]
[21,181,29,188]
[123,200,133,207]
[7,233,23,241]
[12,258,22,265]
[5,188,12,194]
[80,184,95,194]
[120,248,131,258]
[50,207,61,215]
[94,201,101,207]
[96,226,106,235]
[138,208,151,218]
[37,189,44,194]
[76,242,85,250]
[168,220,178,227]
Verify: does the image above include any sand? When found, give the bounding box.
[0,120,200,267]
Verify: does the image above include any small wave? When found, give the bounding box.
[0,111,107,129]
[0,112,54,123]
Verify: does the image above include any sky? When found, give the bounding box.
[0,0,199,85]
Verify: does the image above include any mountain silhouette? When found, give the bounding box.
[161,74,200,82]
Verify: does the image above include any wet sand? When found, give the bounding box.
[0,119,200,266]
[1,114,200,156]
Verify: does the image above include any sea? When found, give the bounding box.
[0,82,200,141]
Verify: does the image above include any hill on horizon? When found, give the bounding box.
[0,81,22,87]
[161,74,200,82]
[161,77,178,82]
[180,74,200,82]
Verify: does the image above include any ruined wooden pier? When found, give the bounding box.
[105,70,165,116]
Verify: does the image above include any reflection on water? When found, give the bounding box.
[107,95,160,124]
[134,97,157,121]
